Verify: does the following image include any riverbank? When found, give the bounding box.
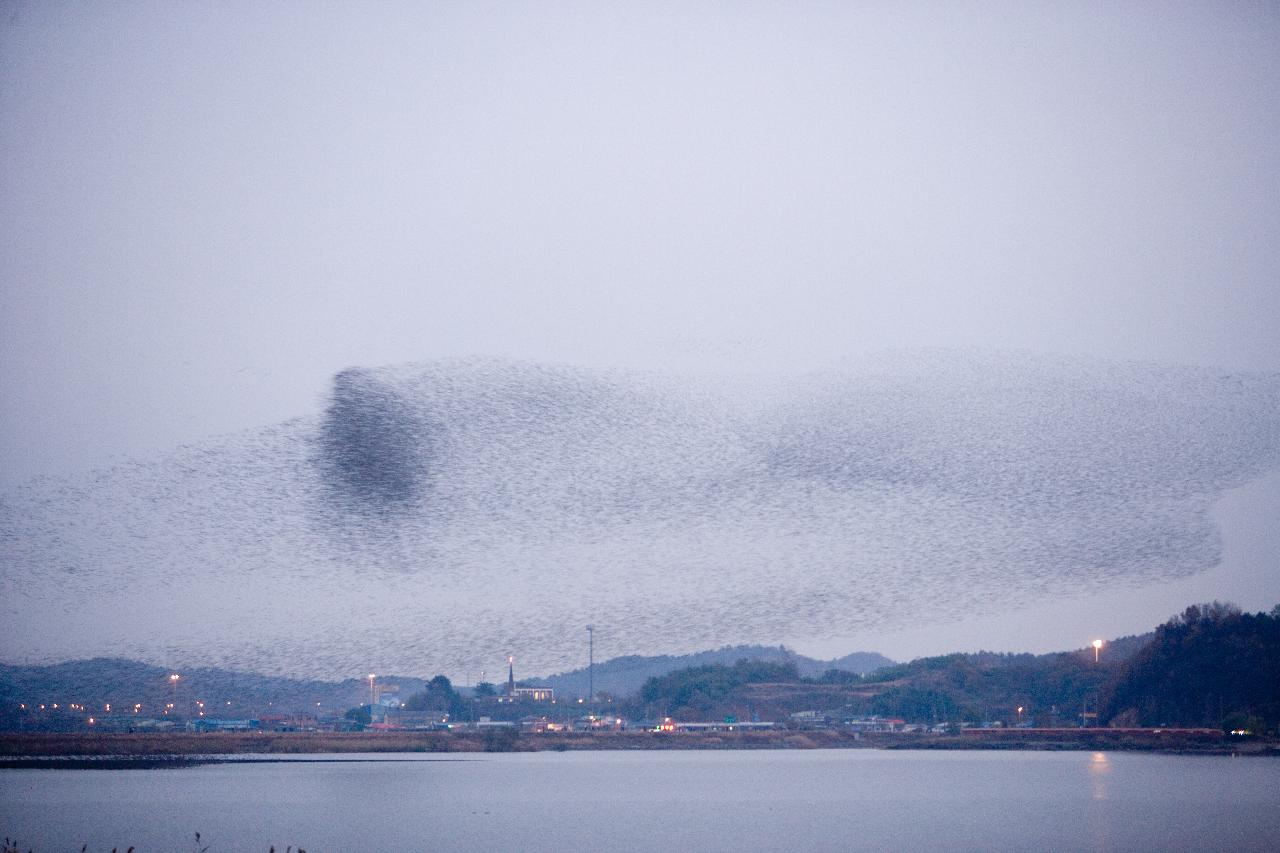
[3,728,1275,762]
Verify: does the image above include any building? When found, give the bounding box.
[520,715,568,733]
[475,716,516,729]
[675,721,775,732]
[190,718,259,732]
[652,718,776,732]
[842,716,907,733]
[575,716,625,731]
[498,656,554,702]
[789,710,832,729]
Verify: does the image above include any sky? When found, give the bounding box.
[2,1,1279,669]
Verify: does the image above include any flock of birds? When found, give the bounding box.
[2,349,1278,680]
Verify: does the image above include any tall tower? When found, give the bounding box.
[506,655,515,696]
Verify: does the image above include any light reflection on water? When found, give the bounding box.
[2,750,1279,852]
[1089,751,1111,801]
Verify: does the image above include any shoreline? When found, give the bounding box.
[3,729,1276,764]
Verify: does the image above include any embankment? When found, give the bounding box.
[2,727,1275,761]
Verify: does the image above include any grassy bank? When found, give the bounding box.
[2,728,1275,759]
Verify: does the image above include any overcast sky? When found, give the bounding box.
[3,0,1277,486]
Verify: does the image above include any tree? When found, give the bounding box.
[817,668,862,685]
[1221,711,1263,736]
[636,659,801,717]
[403,674,466,719]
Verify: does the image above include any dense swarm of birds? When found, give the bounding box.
[2,350,1278,679]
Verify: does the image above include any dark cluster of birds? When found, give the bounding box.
[2,350,1277,679]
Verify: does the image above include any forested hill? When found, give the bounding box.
[537,645,894,698]
[1101,603,1280,730]
[626,605,1280,734]
[625,635,1155,724]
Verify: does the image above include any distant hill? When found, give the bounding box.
[535,645,895,698]
[0,658,428,727]
[0,648,896,730]
[624,634,1155,724]
[23,611,1278,734]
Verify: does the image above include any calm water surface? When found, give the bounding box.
[3,750,1278,852]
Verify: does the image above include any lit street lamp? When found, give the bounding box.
[1091,639,1103,663]
[586,624,595,718]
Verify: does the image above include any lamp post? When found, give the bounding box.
[368,673,377,708]
[586,624,595,720]
[1092,639,1103,663]
[169,673,180,712]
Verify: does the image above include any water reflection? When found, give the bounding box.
[1089,751,1111,801]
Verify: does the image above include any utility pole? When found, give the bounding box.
[587,624,595,720]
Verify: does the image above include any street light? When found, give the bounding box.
[586,624,595,718]
[368,673,377,707]
[473,670,485,723]
[1091,639,1103,663]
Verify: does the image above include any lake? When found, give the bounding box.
[3,750,1278,851]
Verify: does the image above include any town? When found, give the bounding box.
[0,648,1114,737]
[5,602,1276,753]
